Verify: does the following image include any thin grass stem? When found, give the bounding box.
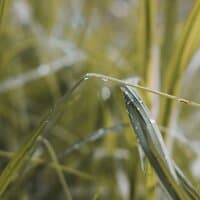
[84,73,200,108]
[40,137,72,200]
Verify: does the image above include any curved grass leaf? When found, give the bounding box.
[159,0,200,131]
[121,85,200,200]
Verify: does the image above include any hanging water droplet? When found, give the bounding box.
[37,64,50,76]
[84,77,89,80]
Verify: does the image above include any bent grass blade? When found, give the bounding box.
[84,73,200,109]
[121,85,200,200]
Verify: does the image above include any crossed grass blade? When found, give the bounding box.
[0,111,54,197]
[0,77,83,197]
[121,85,200,200]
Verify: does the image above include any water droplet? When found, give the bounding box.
[73,144,79,150]
[102,78,108,82]
[150,119,156,124]
[84,77,89,80]
[37,64,50,76]
[127,101,131,105]
[139,100,143,104]
[101,86,111,100]
[124,91,129,96]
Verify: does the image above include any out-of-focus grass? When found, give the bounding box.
[0,0,200,199]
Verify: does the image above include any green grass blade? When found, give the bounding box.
[0,0,6,29]
[138,0,155,89]
[159,0,200,132]
[137,2,157,195]
[0,150,94,181]
[0,115,49,196]
[0,78,84,197]
[41,138,72,200]
[174,165,200,200]
[121,86,199,199]
[91,188,102,200]
[160,0,177,78]
[85,73,200,108]
[59,123,127,159]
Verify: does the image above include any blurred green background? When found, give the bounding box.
[0,0,200,199]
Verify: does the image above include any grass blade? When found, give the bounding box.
[0,0,6,29]
[0,116,48,196]
[0,78,84,197]
[159,0,200,133]
[138,0,155,87]
[121,85,199,199]
[160,0,177,77]
[40,138,72,200]
[59,123,127,159]
[0,150,94,181]
[85,73,200,108]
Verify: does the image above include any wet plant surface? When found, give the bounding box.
[0,0,200,199]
